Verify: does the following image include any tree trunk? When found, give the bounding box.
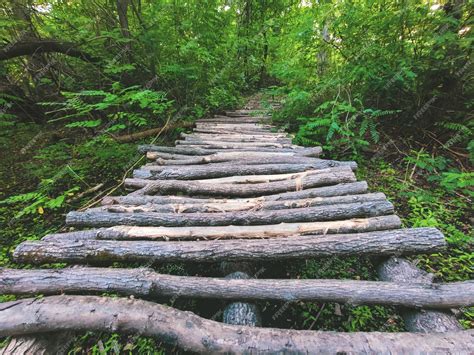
[13,228,446,264]
[1,296,472,353]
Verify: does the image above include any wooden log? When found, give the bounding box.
[182,132,284,140]
[169,143,301,150]
[2,267,473,309]
[13,228,446,264]
[178,139,292,147]
[377,257,463,333]
[43,216,402,242]
[146,151,323,164]
[66,200,393,227]
[101,181,369,206]
[138,145,322,156]
[130,166,356,197]
[135,162,357,180]
[96,193,388,214]
[183,136,291,143]
[194,128,284,135]
[131,170,322,184]
[2,296,472,354]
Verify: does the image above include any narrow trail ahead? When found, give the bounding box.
[1,99,473,353]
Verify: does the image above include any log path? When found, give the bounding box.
[1,100,473,353]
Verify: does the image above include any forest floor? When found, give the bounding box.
[0,92,472,353]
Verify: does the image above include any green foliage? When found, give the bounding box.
[294,98,398,154]
[43,85,175,132]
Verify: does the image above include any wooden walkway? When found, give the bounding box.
[1,105,473,353]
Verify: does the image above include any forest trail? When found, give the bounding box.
[1,98,473,353]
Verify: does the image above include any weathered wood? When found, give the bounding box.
[138,144,322,156]
[194,128,284,135]
[2,267,472,308]
[147,151,323,164]
[178,140,293,147]
[1,296,472,354]
[13,228,446,264]
[377,257,463,333]
[130,166,356,197]
[101,181,369,206]
[43,216,402,242]
[182,132,286,140]
[96,193,388,214]
[0,334,72,355]
[66,200,393,227]
[134,161,357,180]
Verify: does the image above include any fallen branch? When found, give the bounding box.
[112,122,194,143]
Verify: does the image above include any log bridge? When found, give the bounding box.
[1,105,473,354]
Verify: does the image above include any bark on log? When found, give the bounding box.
[134,161,357,180]
[101,181,369,206]
[177,140,293,147]
[96,193,388,214]
[66,200,393,227]
[182,136,291,143]
[377,257,463,333]
[222,272,262,326]
[1,296,472,354]
[43,216,401,242]
[13,228,446,264]
[146,151,323,164]
[2,267,472,308]
[138,144,322,156]
[129,167,356,197]
[194,128,284,135]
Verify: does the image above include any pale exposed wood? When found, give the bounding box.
[13,228,446,264]
[1,296,472,354]
[43,216,402,242]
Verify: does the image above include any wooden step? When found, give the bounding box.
[66,200,393,227]
[43,216,402,242]
[2,267,472,308]
[14,228,445,264]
